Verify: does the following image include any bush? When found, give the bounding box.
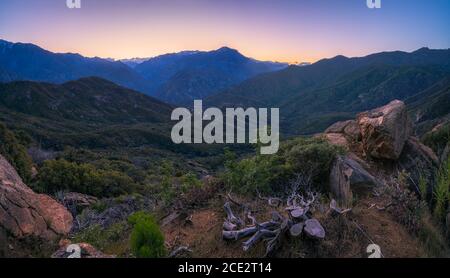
[418,174,428,202]
[0,123,33,182]
[35,159,137,197]
[128,212,166,258]
[423,123,450,156]
[222,137,342,195]
[433,155,450,221]
[180,172,203,193]
[73,222,129,251]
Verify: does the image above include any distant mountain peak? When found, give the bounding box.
[0,39,13,46]
[332,55,350,60]
[214,46,242,56]
[414,47,431,53]
[216,46,239,52]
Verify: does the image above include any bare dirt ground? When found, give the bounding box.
[161,195,425,258]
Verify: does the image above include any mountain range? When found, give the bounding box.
[205,47,450,135]
[0,39,286,105]
[134,47,287,105]
[0,39,151,93]
[1,38,449,138]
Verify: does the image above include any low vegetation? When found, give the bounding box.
[0,123,33,183]
[128,211,166,258]
[432,155,450,222]
[35,159,137,197]
[222,137,343,195]
[423,122,450,155]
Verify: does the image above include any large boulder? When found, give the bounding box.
[357,100,411,160]
[323,120,363,152]
[323,133,350,150]
[330,155,380,206]
[0,155,72,240]
[325,120,361,142]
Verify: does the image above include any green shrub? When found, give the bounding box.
[423,123,450,155]
[35,159,136,197]
[418,174,428,202]
[73,222,129,251]
[128,211,166,258]
[222,137,342,195]
[283,137,340,184]
[0,123,33,182]
[433,155,450,221]
[418,209,449,257]
[180,172,203,193]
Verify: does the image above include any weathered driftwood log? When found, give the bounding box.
[304,219,325,239]
[246,210,257,226]
[257,191,283,207]
[221,189,325,256]
[223,221,237,231]
[290,208,305,219]
[289,223,304,237]
[243,229,278,251]
[271,211,284,223]
[222,221,279,240]
[224,201,244,227]
[265,218,290,256]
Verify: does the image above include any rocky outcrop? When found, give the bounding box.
[325,100,440,203]
[323,133,350,150]
[330,155,379,205]
[325,120,361,142]
[357,100,411,160]
[0,155,73,240]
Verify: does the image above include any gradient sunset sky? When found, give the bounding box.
[0,0,449,63]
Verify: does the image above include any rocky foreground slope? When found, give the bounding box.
[0,155,73,240]
[0,100,447,258]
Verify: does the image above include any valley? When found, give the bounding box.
[0,41,449,259]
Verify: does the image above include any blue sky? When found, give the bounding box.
[0,0,449,62]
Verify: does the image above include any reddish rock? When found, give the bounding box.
[325,120,361,141]
[0,155,73,240]
[324,133,350,150]
[357,100,411,160]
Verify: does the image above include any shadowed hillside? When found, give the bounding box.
[206,48,450,135]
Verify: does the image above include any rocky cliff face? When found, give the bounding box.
[325,100,439,205]
[0,155,73,241]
